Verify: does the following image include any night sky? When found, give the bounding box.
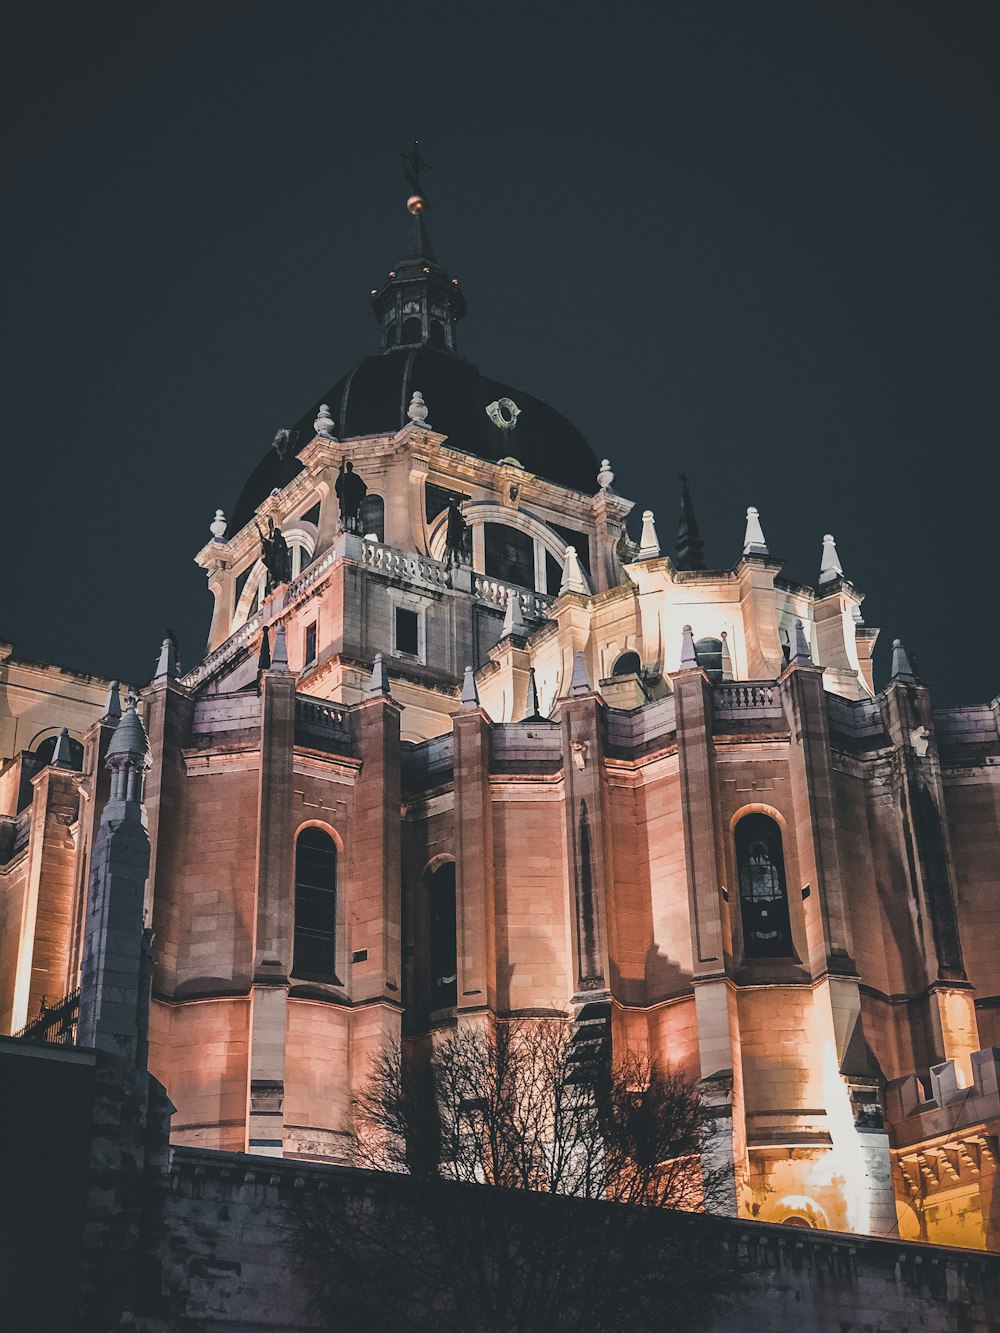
[3,3,997,704]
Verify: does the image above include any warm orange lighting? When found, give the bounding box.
[407,194,426,214]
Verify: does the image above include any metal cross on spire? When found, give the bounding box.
[401,141,432,204]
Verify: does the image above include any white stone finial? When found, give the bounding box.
[637,510,661,560]
[271,623,289,671]
[569,651,591,696]
[210,509,227,542]
[314,403,335,438]
[502,588,528,638]
[460,664,479,709]
[743,506,768,556]
[559,545,588,596]
[790,619,813,666]
[103,680,122,724]
[154,634,179,682]
[679,624,698,670]
[597,458,614,490]
[407,390,430,428]
[819,533,844,584]
[891,638,916,682]
[369,652,391,697]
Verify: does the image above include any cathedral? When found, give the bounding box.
[2,162,998,1263]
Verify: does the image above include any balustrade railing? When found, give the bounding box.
[473,576,551,619]
[360,540,451,590]
[713,682,784,718]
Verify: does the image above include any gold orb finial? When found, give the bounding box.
[407,193,427,215]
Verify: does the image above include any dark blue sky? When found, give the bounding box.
[3,2,997,703]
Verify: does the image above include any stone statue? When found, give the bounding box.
[335,459,368,533]
[256,518,291,593]
[444,497,468,565]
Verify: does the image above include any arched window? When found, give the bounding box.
[735,813,793,959]
[612,651,641,677]
[293,827,338,982]
[694,637,723,684]
[428,319,446,348]
[429,861,457,1011]
[359,493,385,542]
[484,522,535,589]
[401,316,421,343]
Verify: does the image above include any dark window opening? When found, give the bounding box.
[401,316,422,343]
[300,502,321,528]
[545,550,562,595]
[293,827,338,982]
[304,622,317,665]
[550,523,591,576]
[34,735,84,771]
[429,862,458,1010]
[425,482,470,524]
[694,637,723,684]
[359,493,385,542]
[395,607,420,657]
[735,813,793,959]
[428,319,446,348]
[612,651,642,677]
[780,628,791,665]
[233,564,254,612]
[484,522,535,589]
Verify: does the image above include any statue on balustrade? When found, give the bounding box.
[336,459,368,533]
[444,497,468,566]
[256,517,291,593]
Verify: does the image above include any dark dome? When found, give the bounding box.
[230,347,598,533]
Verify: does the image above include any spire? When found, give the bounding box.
[524,667,544,722]
[53,727,74,769]
[569,651,591,695]
[679,624,698,670]
[370,145,466,355]
[675,475,706,571]
[891,638,916,682]
[271,623,289,672]
[502,588,529,638]
[103,680,122,724]
[106,693,151,768]
[720,631,733,681]
[257,628,272,674]
[790,619,813,666]
[460,664,480,709]
[819,533,844,584]
[637,510,661,560]
[743,506,768,557]
[154,631,179,682]
[559,545,588,596]
[369,652,391,697]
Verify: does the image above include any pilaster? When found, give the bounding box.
[452,707,497,1013]
[246,668,296,1155]
[781,661,856,975]
[559,691,612,996]
[736,556,786,679]
[881,677,976,1075]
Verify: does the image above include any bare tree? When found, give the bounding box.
[293,1019,742,1332]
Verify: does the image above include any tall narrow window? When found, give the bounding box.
[359,493,385,541]
[293,828,338,981]
[735,814,793,959]
[429,862,457,1010]
[694,637,724,683]
[304,621,317,664]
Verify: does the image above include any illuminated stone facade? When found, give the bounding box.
[2,195,998,1254]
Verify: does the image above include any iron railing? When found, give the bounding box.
[12,988,80,1046]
